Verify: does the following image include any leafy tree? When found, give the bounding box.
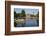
[14,10,18,19]
[14,11,16,18]
[21,9,26,17]
[37,11,39,17]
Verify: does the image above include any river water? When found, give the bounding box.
[15,18,39,27]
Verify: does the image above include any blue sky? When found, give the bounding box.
[14,8,39,15]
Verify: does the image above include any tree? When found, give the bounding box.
[14,11,16,18]
[21,9,26,17]
[37,11,39,17]
[14,10,18,19]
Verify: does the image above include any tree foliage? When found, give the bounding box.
[14,9,26,19]
[37,11,39,17]
[21,9,26,17]
[14,11,16,18]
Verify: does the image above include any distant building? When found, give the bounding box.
[26,14,37,19]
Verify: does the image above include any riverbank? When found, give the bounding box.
[14,19,25,24]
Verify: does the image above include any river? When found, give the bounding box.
[15,18,39,27]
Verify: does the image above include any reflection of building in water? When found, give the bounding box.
[26,14,30,19]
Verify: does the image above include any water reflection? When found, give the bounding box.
[14,18,39,27]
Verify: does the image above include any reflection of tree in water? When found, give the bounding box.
[22,20,26,27]
[14,22,17,27]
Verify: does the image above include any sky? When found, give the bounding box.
[14,8,39,15]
